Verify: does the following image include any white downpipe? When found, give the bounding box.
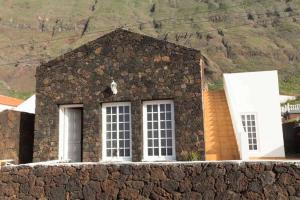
[224,76,249,160]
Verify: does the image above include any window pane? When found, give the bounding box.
[106,141,111,148]
[166,104,171,111]
[161,139,166,147]
[154,139,159,147]
[147,105,152,112]
[154,148,159,156]
[125,114,130,122]
[148,140,153,147]
[167,148,172,155]
[125,149,130,156]
[148,122,152,129]
[160,104,165,111]
[112,140,117,148]
[153,122,158,129]
[161,130,165,138]
[148,148,153,156]
[160,122,165,129]
[160,113,165,120]
[112,115,117,122]
[147,114,152,121]
[167,130,172,138]
[166,113,171,120]
[153,105,158,112]
[153,130,158,138]
[148,131,152,138]
[107,149,111,157]
[119,149,124,156]
[153,113,158,121]
[119,131,124,139]
[113,149,117,156]
[161,148,166,156]
[125,140,130,148]
[107,115,111,122]
[112,124,117,131]
[112,107,117,114]
[119,106,124,113]
[125,123,130,130]
[119,115,124,122]
[125,131,130,139]
[167,139,172,147]
[119,123,124,130]
[125,106,129,113]
[119,140,124,147]
[112,132,117,139]
[167,121,172,129]
[107,107,111,114]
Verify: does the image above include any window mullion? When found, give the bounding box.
[116,106,120,158]
[157,103,161,158]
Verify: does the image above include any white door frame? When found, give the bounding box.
[59,104,83,161]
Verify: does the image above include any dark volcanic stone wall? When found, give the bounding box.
[0,110,34,164]
[34,29,204,162]
[1,162,300,199]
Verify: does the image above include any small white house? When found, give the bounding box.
[0,95,23,112]
[224,70,285,160]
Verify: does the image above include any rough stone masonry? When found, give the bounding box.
[34,29,205,162]
[0,161,300,200]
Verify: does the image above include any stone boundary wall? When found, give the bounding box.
[0,161,300,199]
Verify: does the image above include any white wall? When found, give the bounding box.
[0,104,15,112]
[15,95,36,114]
[224,71,285,158]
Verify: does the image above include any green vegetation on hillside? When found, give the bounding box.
[0,0,299,95]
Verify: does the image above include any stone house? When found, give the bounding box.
[33,29,205,162]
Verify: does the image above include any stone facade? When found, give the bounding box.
[34,29,204,162]
[0,110,35,164]
[1,162,300,199]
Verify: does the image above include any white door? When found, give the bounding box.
[59,106,82,162]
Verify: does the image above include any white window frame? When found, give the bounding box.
[241,112,260,152]
[101,102,132,162]
[142,100,176,161]
[58,104,83,161]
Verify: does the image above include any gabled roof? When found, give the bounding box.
[0,95,23,107]
[40,28,203,68]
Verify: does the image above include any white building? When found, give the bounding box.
[223,70,285,159]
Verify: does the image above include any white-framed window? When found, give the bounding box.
[241,113,259,151]
[101,102,132,161]
[143,100,176,161]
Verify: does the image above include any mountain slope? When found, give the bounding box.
[0,0,299,98]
